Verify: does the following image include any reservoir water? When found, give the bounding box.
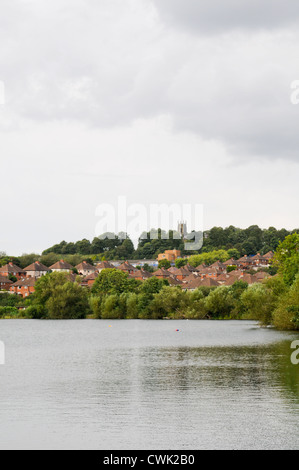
[0,320,298,450]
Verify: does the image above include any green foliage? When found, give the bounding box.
[273,276,299,330]
[175,258,187,268]
[89,296,103,319]
[24,304,45,319]
[185,290,208,319]
[126,293,140,319]
[46,282,90,319]
[188,250,231,267]
[101,293,127,319]
[158,259,171,269]
[91,269,137,297]
[240,284,277,325]
[227,265,237,273]
[141,264,155,273]
[0,293,22,307]
[227,248,240,259]
[150,286,189,319]
[0,306,19,318]
[30,272,90,319]
[204,286,236,318]
[273,233,299,286]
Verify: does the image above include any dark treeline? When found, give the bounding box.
[41,225,297,260]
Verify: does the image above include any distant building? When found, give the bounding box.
[49,260,74,273]
[117,261,138,275]
[95,261,116,272]
[157,250,181,263]
[81,272,99,288]
[24,261,50,279]
[76,261,96,277]
[0,275,13,291]
[129,270,153,282]
[10,278,36,298]
[0,263,26,280]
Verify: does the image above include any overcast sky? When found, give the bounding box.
[0,0,298,255]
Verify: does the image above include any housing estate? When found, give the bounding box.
[0,250,274,299]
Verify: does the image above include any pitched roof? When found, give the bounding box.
[186,277,219,289]
[153,268,171,278]
[223,258,237,266]
[199,267,219,275]
[263,251,274,259]
[84,272,99,281]
[168,267,181,275]
[251,253,267,261]
[224,273,258,286]
[183,274,199,283]
[0,263,25,274]
[0,275,13,284]
[175,267,191,277]
[167,276,182,286]
[129,270,153,279]
[76,261,96,271]
[117,261,138,272]
[200,278,220,287]
[96,261,115,270]
[196,264,207,271]
[12,278,36,287]
[217,273,230,282]
[185,264,198,272]
[209,261,226,269]
[255,271,270,280]
[49,260,74,270]
[24,261,50,272]
[242,274,258,284]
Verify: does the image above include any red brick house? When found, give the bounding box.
[173,267,191,281]
[0,262,26,280]
[10,278,36,298]
[129,270,153,281]
[153,268,173,280]
[251,253,270,268]
[81,272,99,288]
[0,275,13,291]
[117,261,138,275]
[185,277,219,291]
[209,261,227,273]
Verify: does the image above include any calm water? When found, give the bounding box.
[0,320,298,450]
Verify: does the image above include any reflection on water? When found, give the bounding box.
[0,320,298,449]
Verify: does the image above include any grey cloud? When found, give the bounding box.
[1,0,299,163]
[152,0,299,33]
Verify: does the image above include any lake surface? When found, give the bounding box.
[0,320,298,450]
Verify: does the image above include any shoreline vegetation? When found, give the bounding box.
[0,233,298,331]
